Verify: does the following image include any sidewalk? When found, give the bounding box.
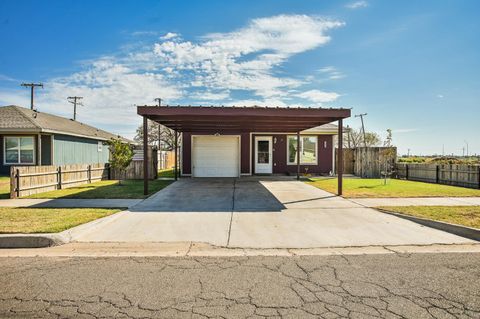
[0,198,141,208]
[349,197,480,207]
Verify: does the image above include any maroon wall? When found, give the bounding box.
[182,132,334,176]
[252,134,333,175]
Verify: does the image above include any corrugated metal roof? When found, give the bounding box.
[0,105,132,142]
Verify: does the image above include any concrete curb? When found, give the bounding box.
[1,242,480,257]
[0,233,69,248]
[377,208,480,242]
[0,210,128,249]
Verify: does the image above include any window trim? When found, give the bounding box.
[286,135,318,165]
[3,136,36,165]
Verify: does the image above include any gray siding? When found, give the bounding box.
[53,134,109,165]
[41,135,52,165]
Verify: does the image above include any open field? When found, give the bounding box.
[379,206,480,229]
[0,208,121,233]
[307,178,480,198]
[25,180,173,199]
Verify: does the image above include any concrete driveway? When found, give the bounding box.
[72,178,474,248]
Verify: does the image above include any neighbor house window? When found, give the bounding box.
[4,136,35,164]
[287,136,318,165]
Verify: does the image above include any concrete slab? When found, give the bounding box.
[71,211,231,245]
[0,198,141,208]
[71,178,476,248]
[228,207,472,248]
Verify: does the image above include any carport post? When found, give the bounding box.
[338,119,343,196]
[143,116,148,195]
[174,130,178,181]
[296,131,300,180]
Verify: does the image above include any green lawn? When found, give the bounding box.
[307,178,480,198]
[0,207,121,233]
[0,176,9,199]
[158,168,175,178]
[379,206,480,229]
[25,179,173,199]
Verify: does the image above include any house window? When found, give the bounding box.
[287,136,318,165]
[4,136,35,164]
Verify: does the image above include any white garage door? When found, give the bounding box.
[192,136,239,177]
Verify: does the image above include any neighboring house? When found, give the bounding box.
[0,105,129,175]
[137,106,351,178]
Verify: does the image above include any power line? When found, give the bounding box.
[20,83,43,110]
[354,113,368,147]
[67,96,83,121]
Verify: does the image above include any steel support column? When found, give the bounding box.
[174,130,178,180]
[143,116,149,195]
[296,131,300,180]
[338,119,343,196]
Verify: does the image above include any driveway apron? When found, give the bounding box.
[72,178,475,248]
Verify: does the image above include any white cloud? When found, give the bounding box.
[154,15,344,98]
[296,89,341,103]
[0,14,345,138]
[160,32,179,40]
[318,66,345,80]
[346,1,368,9]
[437,94,444,98]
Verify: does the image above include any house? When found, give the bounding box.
[137,105,350,194]
[0,105,129,175]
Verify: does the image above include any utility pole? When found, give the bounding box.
[154,98,162,106]
[407,148,411,157]
[355,113,368,147]
[21,83,43,110]
[464,140,469,157]
[67,96,83,121]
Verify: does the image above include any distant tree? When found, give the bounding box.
[134,120,179,151]
[108,138,134,185]
[380,129,396,185]
[344,127,381,148]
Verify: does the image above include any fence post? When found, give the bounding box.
[436,165,440,184]
[107,164,111,180]
[10,167,18,199]
[58,166,62,189]
[88,165,92,183]
[405,164,409,180]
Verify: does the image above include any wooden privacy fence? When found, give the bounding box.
[396,163,480,189]
[111,148,158,180]
[10,163,109,198]
[158,150,175,170]
[336,147,397,178]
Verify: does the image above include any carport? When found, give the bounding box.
[137,105,351,195]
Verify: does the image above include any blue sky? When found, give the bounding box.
[0,0,479,155]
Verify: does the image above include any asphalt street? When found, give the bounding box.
[1,253,479,318]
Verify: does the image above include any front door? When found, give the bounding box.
[255,136,273,174]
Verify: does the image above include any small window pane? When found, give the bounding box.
[257,141,269,163]
[5,150,19,163]
[20,137,34,150]
[288,137,298,164]
[301,137,317,164]
[20,150,34,163]
[5,137,18,150]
